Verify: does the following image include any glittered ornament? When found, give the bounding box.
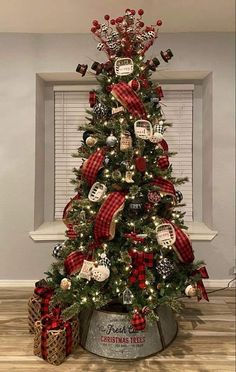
[112,169,122,180]
[85,136,97,147]
[148,191,161,204]
[93,102,110,118]
[176,190,183,203]
[60,278,71,290]
[52,243,64,259]
[156,258,175,279]
[128,79,140,91]
[185,284,197,297]
[106,133,118,147]
[161,49,174,63]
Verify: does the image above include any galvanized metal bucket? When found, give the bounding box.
[80,305,178,360]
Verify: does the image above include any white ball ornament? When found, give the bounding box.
[106,133,117,147]
[60,278,71,291]
[92,265,110,282]
[185,284,197,297]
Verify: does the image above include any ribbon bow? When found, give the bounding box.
[129,250,153,289]
[193,266,209,302]
[41,307,73,360]
[124,232,146,243]
[34,287,54,316]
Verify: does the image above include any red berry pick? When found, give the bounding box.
[157,19,162,26]
[138,9,144,16]
[104,14,110,21]
[92,20,99,26]
[110,19,116,25]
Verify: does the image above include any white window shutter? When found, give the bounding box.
[54,87,193,222]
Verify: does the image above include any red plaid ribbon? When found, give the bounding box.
[158,139,169,152]
[124,232,146,243]
[41,307,72,360]
[129,250,153,289]
[152,176,176,198]
[166,221,194,263]
[111,82,146,119]
[89,91,96,107]
[82,148,106,187]
[157,155,169,170]
[64,251,85,275]
[34,287,54,316]
[94,192,126,241]
[193,266,209,301]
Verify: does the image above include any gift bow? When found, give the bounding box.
[124,232,146,243]
[193,266,209,302]
[34,287,54,316]
[41,307,73,360]
[129,250,153,289]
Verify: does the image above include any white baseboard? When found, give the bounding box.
[0,280,36,287]
[0,279,234,288]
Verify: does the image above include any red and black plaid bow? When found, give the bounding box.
[89,91,96,107]
[82,148,106,187]
[152,176,176,198]
[34,287,54,317]
[192,266,209,301]
[63,194,80,239]
[94,191,126,241]
[124,232,146,243]
[64,251,85,275]
[41,307,72,360]
[129,250,153,289]
[111,82,146,119]
[157,155,169,170]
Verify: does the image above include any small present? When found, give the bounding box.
[28,285,54,333]
[34,308,80,365]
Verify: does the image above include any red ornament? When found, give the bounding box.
[131,310,146,331]
[92,20,99,26]
[135,157,147,173]
[110,19,116,25]
[157,19,162,26]
[138,9,144,16]
[104,14,110,21]
[128,79,140,91]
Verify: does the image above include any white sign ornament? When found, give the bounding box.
[114,58,134,76]
[88,182,107,202]
[156,223,176,248]
[134,120,153,140]
[78,260,95,280]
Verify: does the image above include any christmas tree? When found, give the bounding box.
[46,9,209,330]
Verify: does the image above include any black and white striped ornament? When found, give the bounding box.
[52,243,64,259]
[99,253,111,268]
[175,190,183,203]
[97,43,104,51]
[148,31,155,39]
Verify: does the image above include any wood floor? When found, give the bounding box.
[0,287,235,372]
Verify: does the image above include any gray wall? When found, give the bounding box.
[0,32,235,280]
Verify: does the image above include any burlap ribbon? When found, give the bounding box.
[129,250,153,289]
